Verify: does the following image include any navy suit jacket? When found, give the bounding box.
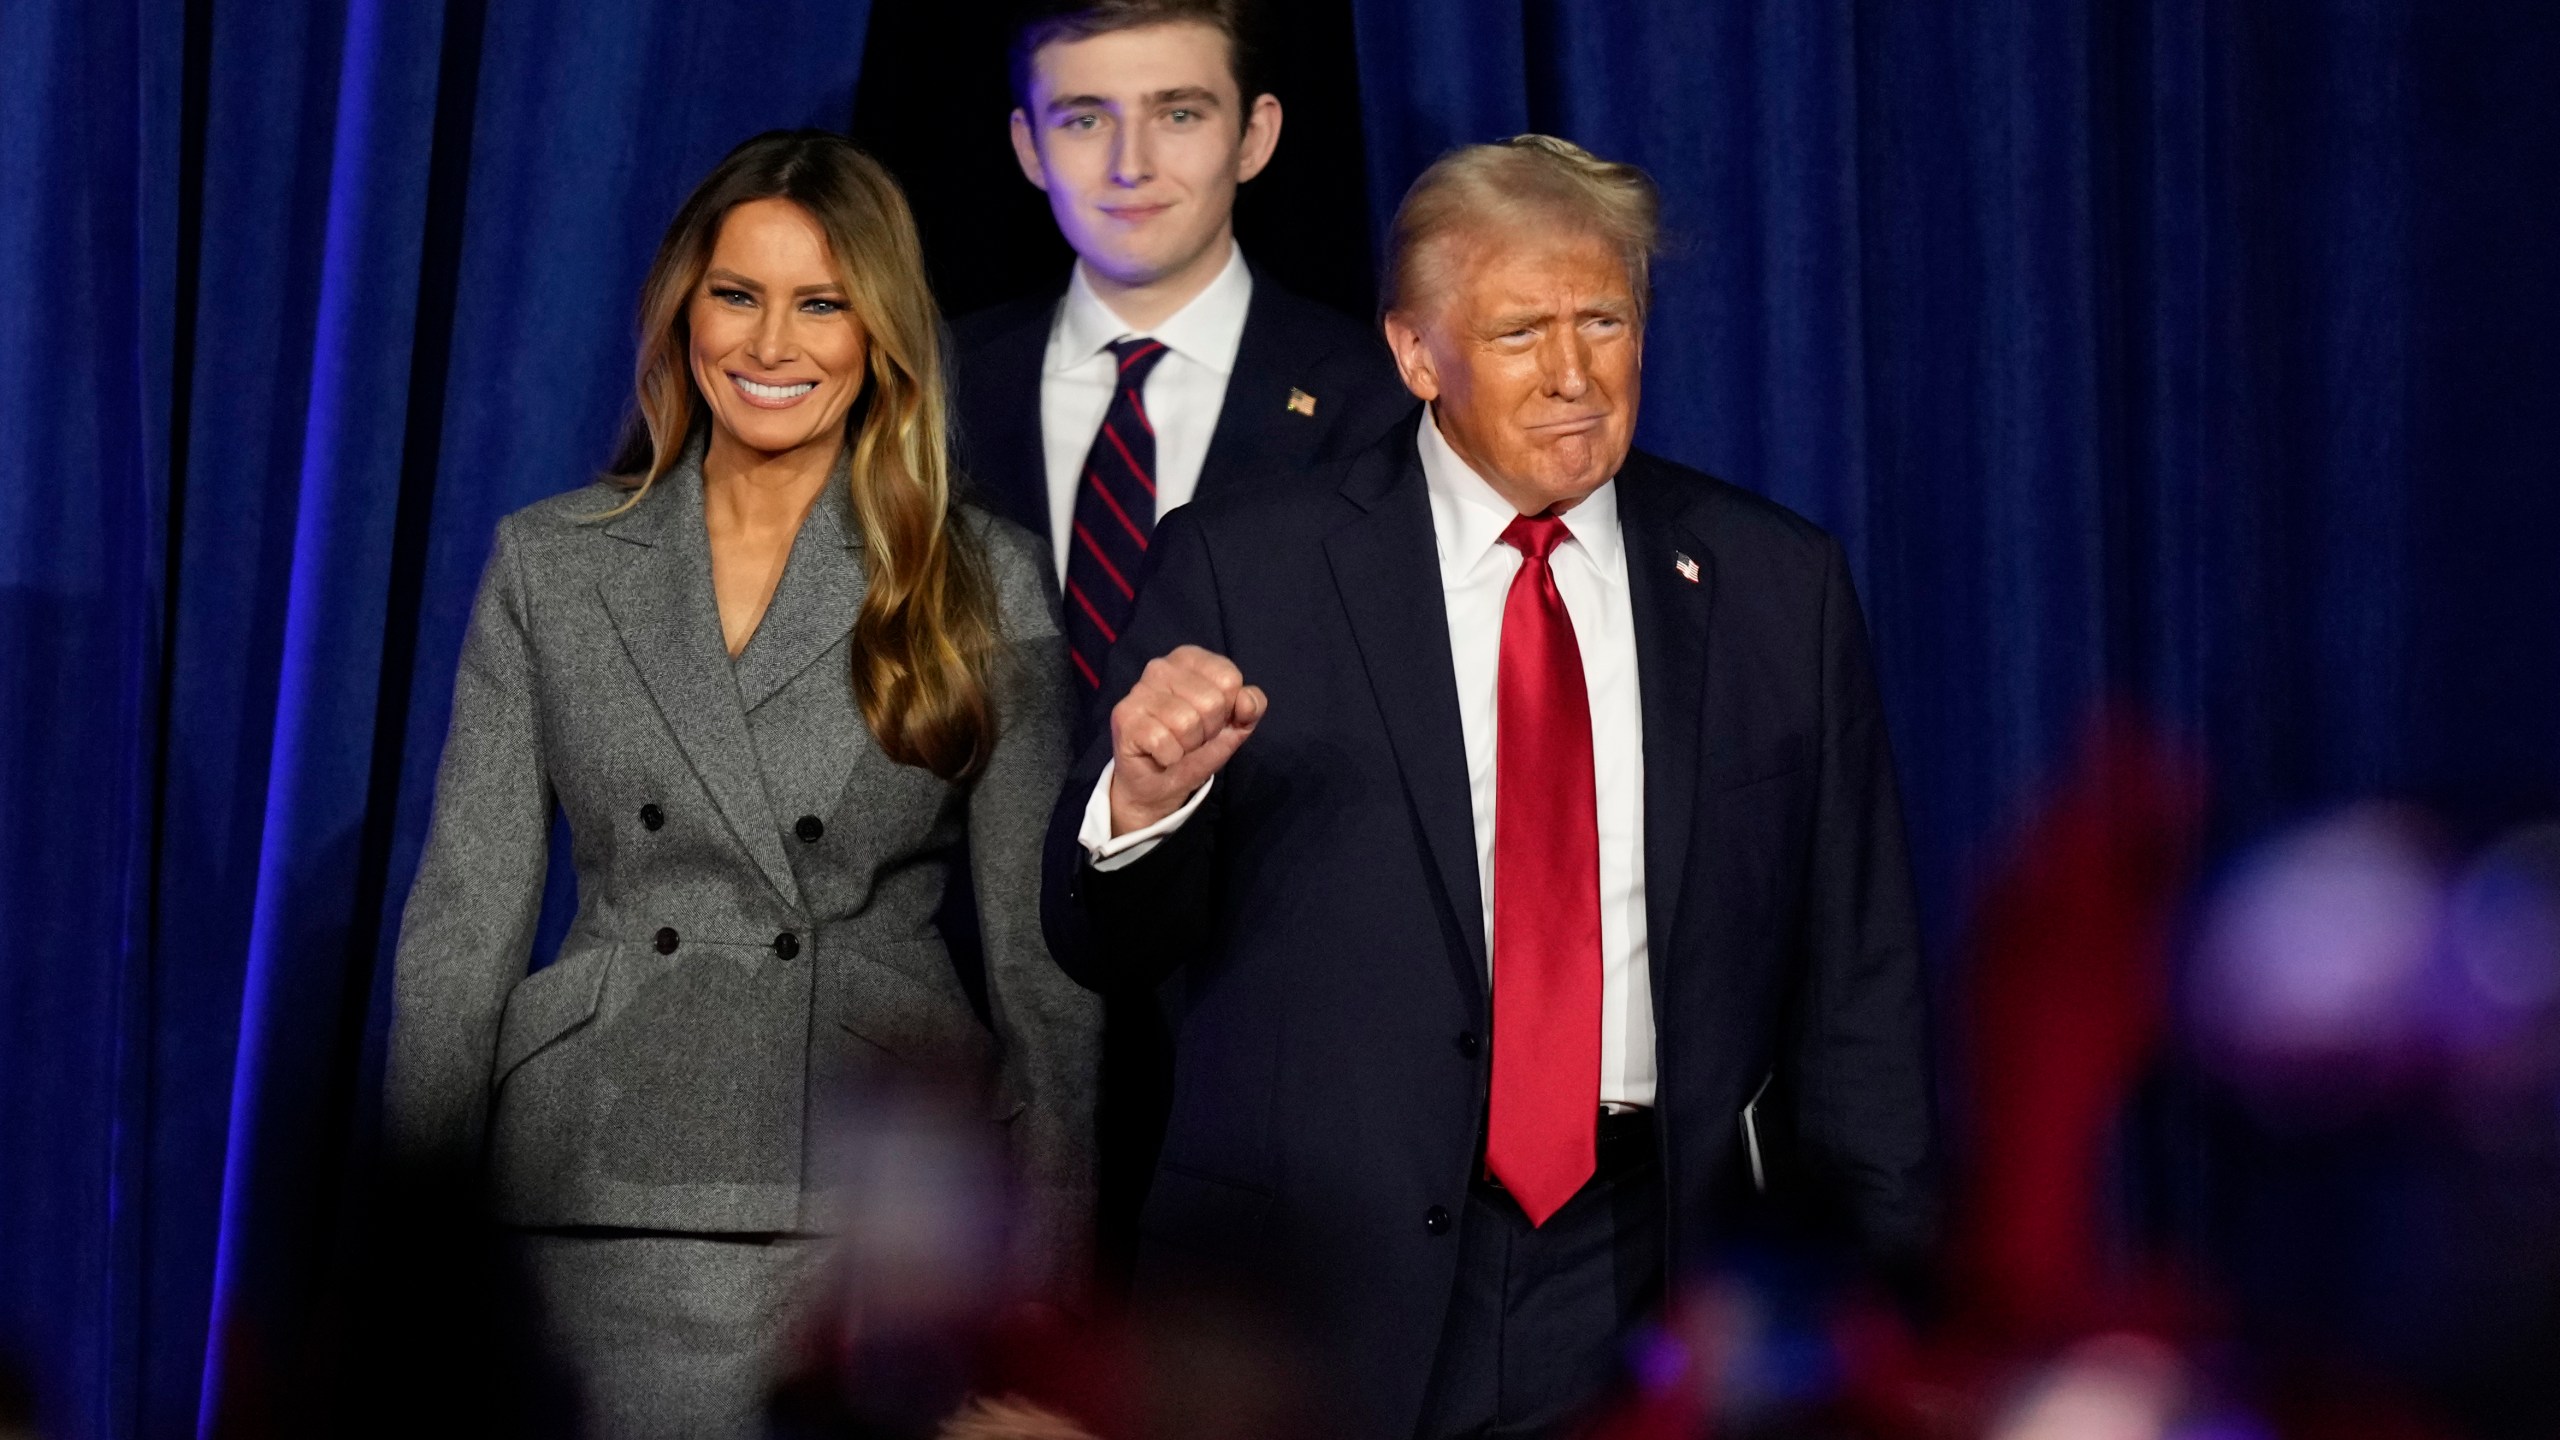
[1039,421,1938,1439]
[948,266,1413,596]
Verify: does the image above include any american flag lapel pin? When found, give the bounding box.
[1285,387,1318,417]
[1674,551,1701,584]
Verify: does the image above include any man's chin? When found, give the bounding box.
[1080,249,1172,289]
[1080,234,1219,292]
[1530,437,1624,493]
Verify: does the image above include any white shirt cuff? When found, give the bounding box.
[1078,761,1213,872]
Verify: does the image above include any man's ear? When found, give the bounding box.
[1008,109,1050,191]
[1234,93,1283,184]
[1382,311,1439,402]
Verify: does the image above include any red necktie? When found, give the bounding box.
[1484,512,1603,1227]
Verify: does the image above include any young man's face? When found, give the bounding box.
[1010,21,1282,293]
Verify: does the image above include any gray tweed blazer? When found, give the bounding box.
[384,449,1097,1275]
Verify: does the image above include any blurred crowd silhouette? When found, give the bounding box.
[13,714,2560,1440]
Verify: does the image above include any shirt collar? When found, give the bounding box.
[1415,407,1624,583]
[1049,240,1253,377]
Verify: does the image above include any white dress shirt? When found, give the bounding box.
[1079,409,1658,1106]
[1039,242,1254,584]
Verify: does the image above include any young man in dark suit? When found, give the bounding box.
[948,0,1411,1287]
[951,0,1410,698]
[1043,137,1938,1438]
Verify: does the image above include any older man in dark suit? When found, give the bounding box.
[1041,134,1938,1439]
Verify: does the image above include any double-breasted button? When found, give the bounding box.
[1456,1031,1482,1059]
[773,931,801,960]
[1423,1205,1452,1235]
[639,804,664,831]
[653,927,679,954]
[794,815,824,843]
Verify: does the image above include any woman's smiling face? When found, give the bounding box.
[688,197,869,465]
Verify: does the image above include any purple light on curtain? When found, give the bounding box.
[196,0,446,1426]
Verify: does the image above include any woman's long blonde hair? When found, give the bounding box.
[610,130,996,780]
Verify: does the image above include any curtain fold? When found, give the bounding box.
[0,1,179,1436]
[192,0,454,1429]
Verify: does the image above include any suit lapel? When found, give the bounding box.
[1198,279,1332,503]
[598,453,804,909]
[1615,458,1716,963]
[732,461,865,713]
[1322,437,1489,980]
[957,297,1058,557]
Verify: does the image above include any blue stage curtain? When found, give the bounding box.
[11,3,2560,1437]
[0,2,870,1435]
[1348,0,2560,938]
[0,2,181,1438]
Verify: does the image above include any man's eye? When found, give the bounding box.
[1167,108,1199,123]
[1060,113,1101,132]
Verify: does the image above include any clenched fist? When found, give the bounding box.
[1108,645,1267,836]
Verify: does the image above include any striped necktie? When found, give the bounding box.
[1063,336,1171,695]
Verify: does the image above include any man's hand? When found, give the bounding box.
[1107,645,1267,836]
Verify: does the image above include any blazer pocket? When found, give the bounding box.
[837,947,998,1078]
[988,1072,1028,1126]
[1740,1069,1775,1195]
[492,944,613,1083]
[1708,734,1813,794]
[1141,1162,1274,1259]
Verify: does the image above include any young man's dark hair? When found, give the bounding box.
[1006,0,1264,123]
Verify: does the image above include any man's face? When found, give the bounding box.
[1385,228,1643,515]
[1009,21,1281,291]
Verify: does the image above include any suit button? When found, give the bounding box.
[1456,1031,1481,1059]
[654,927,679,954]
[1424,1205,1452,1235]
[794,815,824,843]
[639,804,664,831]
[773,931,801,960]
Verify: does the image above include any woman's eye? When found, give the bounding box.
[712,287,753,307]
[802,298,843,315]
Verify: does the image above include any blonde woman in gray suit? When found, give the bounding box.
[384,130,1097,1439]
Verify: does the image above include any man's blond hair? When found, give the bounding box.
[1381,134,1662,324]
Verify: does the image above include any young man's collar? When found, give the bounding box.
[1049,241,1254,376]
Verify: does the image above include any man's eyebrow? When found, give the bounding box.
[1043,86,1225,117]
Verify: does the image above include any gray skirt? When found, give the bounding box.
[518,1230,826,1440]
